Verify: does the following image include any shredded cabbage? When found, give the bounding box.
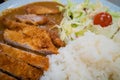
[58,0,120,43]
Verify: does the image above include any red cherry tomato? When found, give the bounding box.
[93,12,112,27]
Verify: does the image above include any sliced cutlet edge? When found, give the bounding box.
[0,52,43,80]
[15,14,48,25]
[0,71,16,80]
[26,5,60,15]
[3,19,58,54]
[0,43,49,71]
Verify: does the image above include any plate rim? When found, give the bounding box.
[0,0,120,13]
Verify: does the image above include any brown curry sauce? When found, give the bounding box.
[0,1,63,43]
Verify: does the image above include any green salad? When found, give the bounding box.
[57,0,120,43]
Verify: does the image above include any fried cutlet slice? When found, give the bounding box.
[38,25,65,47]
[26,5,60,15]
[15,14,48,25]
[3,19,58,54]
[49,30,65,47]
[4,18,65,48]
[0,52,43,80]
[0,43,49,70]
[3,18,27,29]
[0,72,16,80]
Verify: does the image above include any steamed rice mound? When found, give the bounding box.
[41,32,120,80]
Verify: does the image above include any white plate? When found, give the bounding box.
[0,0,120,12]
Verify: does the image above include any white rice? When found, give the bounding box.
[41,31,120,80]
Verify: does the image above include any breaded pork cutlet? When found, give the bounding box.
[0,43,49,70]
[0,71,16,80]
[3,19,58,54]
[49,30,65,47]
[0,52,43,80]
[15,14,48,25]
[26,5,60,15]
